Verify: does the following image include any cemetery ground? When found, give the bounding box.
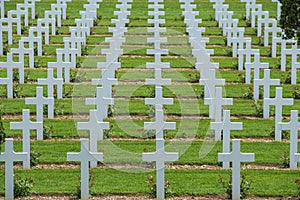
[0,0,300,199]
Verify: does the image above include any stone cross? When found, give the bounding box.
[257,14,273,37]
[237,38,259,70]
[287,43,300,84]
[241,0,256,20]
[144,109,176,139]
[38,68,64,99]
[145,86,174,110]
[251,5,268,28]
[25,87,55,122]
[7,10,23,35]
[200,69,225,99]
[218,139,254,200]
[67,139,103,200]
[211,110,243,169]
[253,69,280,99]
[0,17,13,45]
[21,28,43,56]
[244,53,269,84]
[37,17,55,36]
[280,40,297,71]
[91,69,118,98]
[77,110,109,168]
[0,53,23,83]
[0,138,28,200]
[230,30,247,57]
[85,87,114,120]
[204,87,233,121]
[264,87,294,141]
[10,109,43,168]
[10,40,34,69]
[146,54,170,69]
[264,22,281,47]
[48,53,75,83]
[142,139,178,200]
[279,110,300,170]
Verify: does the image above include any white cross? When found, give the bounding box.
[56,47,79,65]
[16,3,30,26]
[230,29,246,57]
[200,69,226,99]
[10,40,34,69]
[145,86,174,110]
[257,13,272,37]
[10,109,43,168]
[218,139,254,200]
[85,87,114,120]
[144,109,176,139]
[253,69,280,99]
[0,53,23,83]
[7,10,23,35]
[48,53,75,83]
[0,138,28,200]
[25,87,54,122]
[37,17,55,36]
[241,0,257,20]
[204,87,233,121]
[142,139,178,200]
[264,87,294,141]
[77,110,109,168]
[264,21,281,47]
[251,5,268,28]
[20,29,43,56]
[280,40,297,71]
[270,28,284,57]
[279,110,300,170]
[237,38,259,70]
[38,68,64,99]
[244,53,269,84]
[91,69,118,98]
[211,110,242,168]
[67,139,103,200]
[286,43,300,84]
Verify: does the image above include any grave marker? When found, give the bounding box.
[10,109,43,167]
[0,138,28,200]
[253,69,280,99]
[238,38,259,70]
[204,87,233,121]
[25,87,54,122]
[264,87,294,141]
[244,53,269,84]
[211,110,243,168]
[77,110,109,167]
[67,139,103,200]
[48,53,75,83]
[10,40,34,69]
[85,87,114,120]
[142,139,178,200]
[38,68,64,99]
[145,86,174,110]
[218,139,254,200]
[144,109,176,139]
[279,110,300,170]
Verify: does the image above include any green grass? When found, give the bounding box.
[1,0,300,197]
[0,168,298,196]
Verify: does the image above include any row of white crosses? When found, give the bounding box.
[0,0,73,98]
[210,2,257,200]
[67,0,132,199]
[142,0,178,199]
